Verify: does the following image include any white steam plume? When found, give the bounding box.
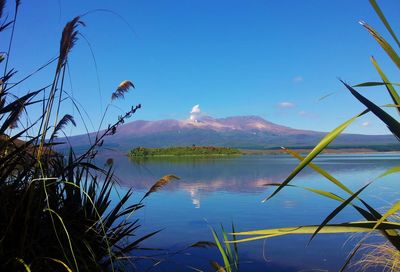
[190,104,201,122]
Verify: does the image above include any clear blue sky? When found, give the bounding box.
[3,0,400,135]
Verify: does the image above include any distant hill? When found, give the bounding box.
[62,115,399,152]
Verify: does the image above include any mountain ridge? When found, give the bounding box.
[63,115,398,151]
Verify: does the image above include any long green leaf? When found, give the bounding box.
[353,81,400,87]
[266,182,375,221]
[282,148,354,195]
[266,183,345,203]
[14,258,31,272]
[376,165,400,179]
[360,21,400,69]
[229,221,400,243]
[369,0,400,48]
[232,221,400,236]
[220,225,233,269]
[211,228,231,272]
[45,258,73,272]
[44,208,79,272]
[262,110,367,202]
[318,92,335,101]
[374,200,400,229]
[281,148,393,222]
[342,81,400,139]
[383,104,400,108]
[231,223,239,270]
[339,236,369,272]
[309,183,371,243]
[370,56,400,114]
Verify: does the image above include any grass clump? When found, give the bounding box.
[0,2,160,271]
[228,0,400,271]
[356,242,400,272]
[129,146,241,157]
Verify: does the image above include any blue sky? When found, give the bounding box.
[3,0,400,135]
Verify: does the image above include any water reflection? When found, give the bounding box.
[97,153,400,271]
[102,154,400,208]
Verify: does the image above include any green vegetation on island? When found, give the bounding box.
[128,146,242,157]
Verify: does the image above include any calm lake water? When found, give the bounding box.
[104,153,400,271]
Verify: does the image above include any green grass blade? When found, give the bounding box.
[339,238,366,272]
[63,181,115,269]
[227,233,286,243]
[309,183,371,243]
[353,81,400,87]
[318,92,335,101]
[229,223,400,244]
[370,56,400,114]
[211,227,231,272]
[45,258,73,272]
[369,0,400,48]
[267,183,375,220]
[360,21,400,69]
[267,183,345,202]
[357,170,400,250]
[231,223,239,270]
[232,221,400,236]
[262,110,367,202]
[281,148,396,223]
[229,221,400,244]
[44,208,79,272]
[383,104,400,108]
[376,165,400,179]
[14,258,31,272]
[374,200,400,229]
[220,225,233,269]
[342,81,400,139]
[282,148,354,195]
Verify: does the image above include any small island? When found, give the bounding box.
[128,146,242,157]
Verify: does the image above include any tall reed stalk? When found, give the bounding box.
[0,1,163,271]
[228,1,400,271]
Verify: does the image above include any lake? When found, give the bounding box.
[104,153,400,271]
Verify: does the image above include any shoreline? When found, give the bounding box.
[129,153,241,157]
[240,148,400,155]
[126,148,400,158]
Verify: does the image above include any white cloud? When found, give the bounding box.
[361,121,370,127]
[191,104,200,114]
[190,104,201,121]
[293,76,303,83]
[278,102,295,108]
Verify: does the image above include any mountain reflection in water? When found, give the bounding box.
[95,153,400,271]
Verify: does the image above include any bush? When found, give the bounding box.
[0,2,157,271]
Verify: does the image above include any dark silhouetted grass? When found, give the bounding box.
[0,2,161,271]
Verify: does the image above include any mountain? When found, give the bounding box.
[63,115,399,152]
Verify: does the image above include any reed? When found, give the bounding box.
[229,0,400,270]
[0,1,160,271]
[210,224,239,272]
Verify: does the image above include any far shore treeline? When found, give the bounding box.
[128,146,242,157]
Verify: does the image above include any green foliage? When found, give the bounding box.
[0,2,158,271]
[229,1,400,270]
[129,146,242,157]
[211,224,239,272]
